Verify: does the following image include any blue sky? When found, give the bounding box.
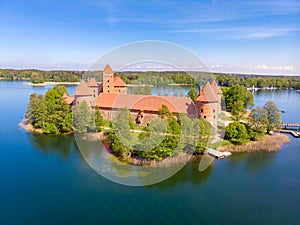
[0,0,299,75]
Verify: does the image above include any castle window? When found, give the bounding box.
[204,116,207,119]
[213,109,215,113]
[214,116,216,119]
[119,90,121,92]
[108,90,110,93]
[201,109,203,112]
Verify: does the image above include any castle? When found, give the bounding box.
[64,64,222,125]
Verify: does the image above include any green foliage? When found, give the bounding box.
[25,85,73,134]
[196,118,212,153]
[263,101,282,134]
[187,87,198,102]
[158,104,172,118]
[225,121,249,144]
[73,101,95,133]
[0,69,82,82]
[223,85,254,120]
[250,107,268,133]
[110,133,130,157]
[167,117,181,135]
[1,68,300,89]
[31,71,45,83]
[95,106,104,132]
[43,122,59,134]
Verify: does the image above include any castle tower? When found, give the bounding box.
[195,82,219,127]
[73,80,93,107]
[102,64,114,93]
[87,77,99,100]
[210,80,222,113]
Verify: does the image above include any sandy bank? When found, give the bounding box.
[19,121,43,134]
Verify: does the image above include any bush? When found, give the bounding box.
[43,122,58,134]
[225,121,249,144]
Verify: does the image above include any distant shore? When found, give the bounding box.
[24,81,80,86]
[126,84,154,87]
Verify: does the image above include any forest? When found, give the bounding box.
[1,68,300,89]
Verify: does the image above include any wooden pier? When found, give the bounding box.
[282,123,300,128]
[279,130,300,138]
[207,149,232,159]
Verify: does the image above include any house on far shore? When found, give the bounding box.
[65,64,222,126]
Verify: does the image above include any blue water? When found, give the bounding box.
[0,81,299,225]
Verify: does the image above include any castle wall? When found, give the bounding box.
[113,87,127,94]
[196,101,218,123]
[74,96,94,107]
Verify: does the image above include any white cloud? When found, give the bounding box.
[209,64,298,75]
[167,26,299,39]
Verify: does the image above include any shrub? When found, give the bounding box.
[225,121,249,144]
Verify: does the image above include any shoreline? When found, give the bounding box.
[219,134,290,152]
[126,84,154,87]
[24,81,80,86]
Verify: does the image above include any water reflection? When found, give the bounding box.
[228,151,277,174]
[149,159,213,190]
[29,133,75,159]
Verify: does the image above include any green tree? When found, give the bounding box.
[187,87,198,102]
[263,101,282,134]
[224,85,254,120]
[25,93,47,129]
[73,101,94,133]
[110,133,131,158]
[225,121,249,144]
[158,104,172,118]
[94,106,104,132]
[195,118,212,153]
[250,107,268,133]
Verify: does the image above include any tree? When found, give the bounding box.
[225,121,249,144]
[25,93,47,129]
[158,104,172,118]
[187,87,198,103]
[195,118,212,153]
[250,107,268,133]
[110,133,130,158]
[73,101,94,133]
[263,101,282,134]
[224,85,254,120]
[94,106,104,132]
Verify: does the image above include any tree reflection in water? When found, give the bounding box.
[29,133,76,159]
[147,158,213,190]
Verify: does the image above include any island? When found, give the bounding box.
[21,64,291,165]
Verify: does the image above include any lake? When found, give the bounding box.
[0,81,299,225]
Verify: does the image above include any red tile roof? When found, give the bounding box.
[73,80,92,96]
[113,76,126,87]
[103,64,113,75]
[195,81,218,102]
[87,77,98,87]
[95,93,196,115]
[211,80,222,94]
[195,89,208,102]
[63,93,74,105]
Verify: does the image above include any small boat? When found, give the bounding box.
[281,110,286,113]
